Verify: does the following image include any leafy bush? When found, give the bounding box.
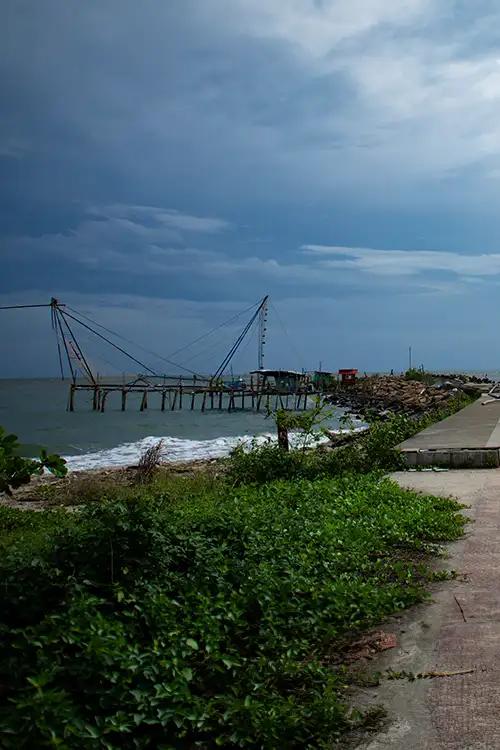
[404,368,434,385]
[0,476,465,748]
[226,393,475,485]
[0,426,67,495]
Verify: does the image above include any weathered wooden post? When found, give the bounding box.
[140,391,148,411]
[161,391,167,411]
[201,392,207,412]
[191,391,196,410]
[276,412,289,451]
[121,389,127,411]
[100,390,108,413]
[68,384,75,412]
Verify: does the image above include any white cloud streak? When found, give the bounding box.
[303,244,500,277]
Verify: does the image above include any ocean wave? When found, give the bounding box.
[62,430,350,471]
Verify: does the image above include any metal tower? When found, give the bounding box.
[258,295,268,371]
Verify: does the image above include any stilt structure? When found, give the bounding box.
[1,294,329,413]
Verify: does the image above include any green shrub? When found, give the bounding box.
[0,476,465,748]
[0,426,67,495]
[226,393,475,485]
[404,368,434,384]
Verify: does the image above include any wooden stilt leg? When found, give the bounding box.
[101,391,108,412]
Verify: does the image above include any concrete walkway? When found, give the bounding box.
[356,470,500,750]
[399,397,500,467]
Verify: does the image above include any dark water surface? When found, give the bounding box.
[0,379,354,469]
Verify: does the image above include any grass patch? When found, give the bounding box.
[0,474,465,748]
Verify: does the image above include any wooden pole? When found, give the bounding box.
[92,386,99,411]
[210,391,214,409]
[179,380,183,410]
[191,391,196,410]
[121,389,127,411]
[68,384,75,412]
[100,391,108,413]
[140,391,148,411]
[218,390,223,410]
[161,391,166,411]
[241,391,245,410]
[171,391,177,411]
[201,392,207,412]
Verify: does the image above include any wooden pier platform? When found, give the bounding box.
[68,381,320,413]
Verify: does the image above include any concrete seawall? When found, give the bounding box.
[399,397,500,468]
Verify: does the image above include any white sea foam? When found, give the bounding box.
[63,429,363,471]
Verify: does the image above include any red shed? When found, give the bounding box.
[338,368,358,385]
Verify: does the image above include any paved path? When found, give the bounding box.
[399,398,500,467]
[357,470,500,750]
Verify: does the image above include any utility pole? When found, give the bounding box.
[408,346,412,371]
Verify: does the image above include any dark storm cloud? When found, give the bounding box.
[4,1,500,374]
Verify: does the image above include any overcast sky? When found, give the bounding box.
[3,0,500,377]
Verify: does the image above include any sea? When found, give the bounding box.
[0,379,363,471]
